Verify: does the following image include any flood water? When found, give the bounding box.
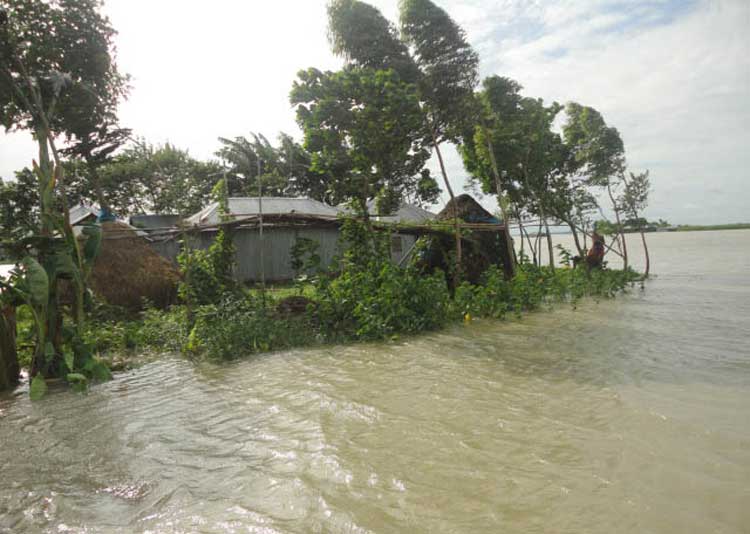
[1,230,749,533]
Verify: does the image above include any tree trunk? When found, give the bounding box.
[429,127,462,283]
[482,127,516,278]
[568,222,585,257]
[0,306,19,392]
[543,218,555,269]
[87,158,109,213]
[639,229,651,277]
[533,219,544,266]
[607,182,628,270]
[520,218,536,265]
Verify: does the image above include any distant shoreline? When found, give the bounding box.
[671,223,750,232]
[510,223,750,238]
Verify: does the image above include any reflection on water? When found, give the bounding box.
[1,230,749,533]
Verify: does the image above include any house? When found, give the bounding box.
[151,197,341,283]
[153,197,437,283]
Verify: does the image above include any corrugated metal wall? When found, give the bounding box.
[149,227,415,282]
[230,227,343,282]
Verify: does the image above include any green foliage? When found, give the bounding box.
[0,0,129,136]
[217,133,285,197]
[453,263,639,320]
[177,229,236,306]
[211,177,230,219]
[71,253,640,364]
[314,260,451,341]
[132,306,190,353]
[290,67,430,215]
[29,374,47,401]
[563,103,626,187]
[327,0,420,83]
[399,0,479,141]
[619,170,651,221]
[1,0,128,395]
[0,170,39,254]
[89,142,224,216]
[187,294,315,360]
[290,237,322,292]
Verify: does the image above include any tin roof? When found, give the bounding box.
[186,197,339,226]
[338,201,437,223]
[368,201,436,223]
[69,204,98,226]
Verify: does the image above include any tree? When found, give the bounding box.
[97,142,223,216]
[290,67,430,225]
[326,0,482,275]
[0,0,127,382]
[461,77,564,268]
[327,0,419,84]
[0,169,39,255]
[562,103,628,264]
[60,124,132,215]
[619,170,651,276]
[398,0,483,273]
[276,132,334,203]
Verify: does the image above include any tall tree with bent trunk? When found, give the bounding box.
[327,0,485,280]
[398,0,483,279]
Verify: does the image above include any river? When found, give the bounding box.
[1,230,749,533]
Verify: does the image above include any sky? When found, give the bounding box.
[1,0,748,224]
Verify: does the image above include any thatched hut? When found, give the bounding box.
[88,221,180,310]
[416,194,514,285]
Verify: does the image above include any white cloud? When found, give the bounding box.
[1,0,747,224]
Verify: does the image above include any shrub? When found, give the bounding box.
[132,306,190,353]
[188,294,315,360]
[177,229,237,306]
[313,262,452,341]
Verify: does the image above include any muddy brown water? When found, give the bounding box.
[1,230,749,533]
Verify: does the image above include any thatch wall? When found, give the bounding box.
[417,194,514,284]
[88,222,179,310]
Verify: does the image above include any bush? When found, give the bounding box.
[187,294,315,360]
[132,306,191,353]
[313,262,452,341]
[177,229,237,306]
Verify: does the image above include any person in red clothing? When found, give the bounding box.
[585,232,606,269]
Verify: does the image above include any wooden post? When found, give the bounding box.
[257,158,266,307]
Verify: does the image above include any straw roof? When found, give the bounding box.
[88,221,179,310]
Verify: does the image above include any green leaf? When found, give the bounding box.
[67,373,89,393]
[30,375,48,401]
[53,251,79,278]
[21,256,49,307]
[84,359,112,382]
[66,373,87,383]
[63,350,75,372]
